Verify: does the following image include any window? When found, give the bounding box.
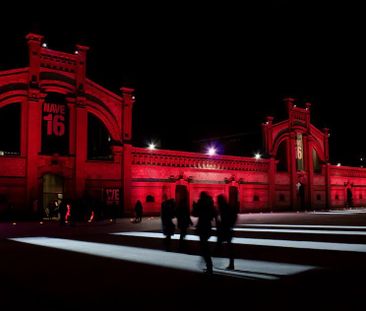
[146,195,155,203]
[313,148,321,173]
[87,113,113,160]
[0,103,21,155]
[276,141,288,172]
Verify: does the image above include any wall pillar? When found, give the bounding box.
[25,34,44,213]
[74,98,87,199]
[305,135,314,210]
[288,132,297,210]
[268,157,276,211]
[122,144,133,215]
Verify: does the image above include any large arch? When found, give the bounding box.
[40,80,122,143]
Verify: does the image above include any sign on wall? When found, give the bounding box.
[104,188,121,206]
[42,102,69,155]
[296,133,304,171]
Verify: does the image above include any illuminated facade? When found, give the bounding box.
[1,34,366,218]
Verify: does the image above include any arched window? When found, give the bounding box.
[276,140,288,172]
[87,113,113,160]
[312,148,321,173]
[0,103,20,155]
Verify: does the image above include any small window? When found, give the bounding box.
[360,194,363,200]
[253,195,260,202]
[316,194,321,201]
[146,195,155,203]
[335,194,339,201]
[279,194,285,202]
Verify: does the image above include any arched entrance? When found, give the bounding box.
[228,186,239,210]
[175,185,189,208]
[42,174,64,218]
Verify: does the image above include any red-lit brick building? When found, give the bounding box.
[1,34,366,219]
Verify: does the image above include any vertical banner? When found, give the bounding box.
[295,133,304,171]
[42,101,69,155]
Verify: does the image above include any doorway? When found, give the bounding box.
[42,174,64,219]
[229,186,239,211]
[175,185,189,209]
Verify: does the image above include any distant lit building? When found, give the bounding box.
[1,34,365,218]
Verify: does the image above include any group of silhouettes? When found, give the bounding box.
[160,191,238,275]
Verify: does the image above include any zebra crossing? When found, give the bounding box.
[9,221,366,281]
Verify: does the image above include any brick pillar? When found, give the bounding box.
[288,132,297,210]
[268,157,276,211]
[74,98,87,199]
[75,44,89,93]
[25,33,43,213]
[122,144,133,215]
[120,87,135,142]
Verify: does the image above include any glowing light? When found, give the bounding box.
[12,222,16,225]
[74,50,79,54]
[254,153,261,160]
[337,163,341,166]
[148,143,156,150]
[207,146,217,156]
[0,151,4,156]
[108,136,111,142]
[42,43,47,48]
[88,211,94,223]
[40,221,43,225]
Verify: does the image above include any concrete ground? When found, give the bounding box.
[1,209,366,310]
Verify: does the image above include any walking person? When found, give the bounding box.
[175,195,193,252]
[216,194,238,270]
[161,195,176,251]
[191,191,217,274]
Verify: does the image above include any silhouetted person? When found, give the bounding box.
[192,191,217,274]
[346,188,353,208]
[161,195,176,251]
[175,196,193,252]
[216,194,238,270]
[134,200,143,222]
[59,199,67,225]
[110,201,118,223]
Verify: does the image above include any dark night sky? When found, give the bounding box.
[1,2,365,165]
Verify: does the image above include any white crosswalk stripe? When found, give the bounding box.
[9,237,316,280]
[113,231,366,252]
[309,208,366,215]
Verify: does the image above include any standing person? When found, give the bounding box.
[191,191,217,274]
[216,194,238,270]
[175,195,193,252]
[161,195,176,251]
[59,199,67,225]
[134,200,143,223]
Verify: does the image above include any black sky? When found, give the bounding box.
[1,2,365,165]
